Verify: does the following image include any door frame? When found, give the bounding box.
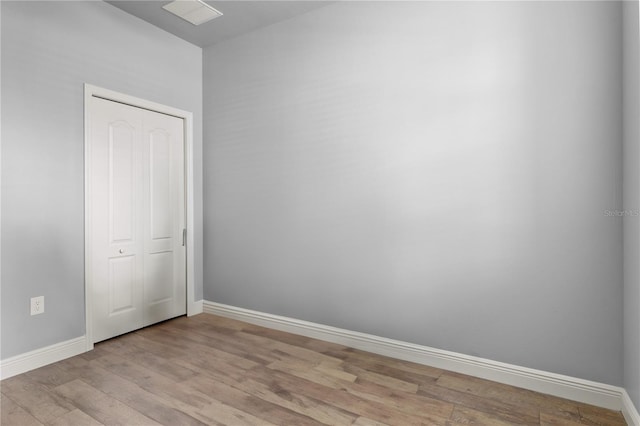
[83,84,196,350]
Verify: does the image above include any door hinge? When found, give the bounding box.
[182,228,187,246]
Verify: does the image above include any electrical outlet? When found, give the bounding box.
[30,296,44,315]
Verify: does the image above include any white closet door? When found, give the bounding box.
[90,96,186,343]
[142,107,186,326]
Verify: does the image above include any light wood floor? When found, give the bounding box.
[1,314,627,426]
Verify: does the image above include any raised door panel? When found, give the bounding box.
[146,251,173,305]
[108,256,136,314]
[150,130,172,242]
[109,124,136,244]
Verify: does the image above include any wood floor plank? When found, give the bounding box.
[1,392,44,426]
[451,405,534,426]
[540,411,586,426]
[267,358,355,389]
[322,346,443,379]
[436,371,584,419]
[241,323,316,347]
[342,363,419,393]
[187,372,323,426]
[78,345,112,362]
[51,349,209,425]
[345,358,440,386]
[196,398,277,426]
[236,330,345,366]
[71,362,206,426]
[0,375,74,424]
[236,377,358,425]
[1,313,628,426]
[118,330,188,359]
[538,408,585,425]
[87,352,248,426]
[47,409,104,426]
[300,337,351,355]
[184,313,246,332]
[171,346,254,386]
[90,353,212,411]
[339,375,455,422]
[156,321,276,365]
[24,362,80,390]
[579,404,628,426]
[55,354,92,370]
[314,361,359,383]
[244,364,452,425]
[102,342,199,382]
[417,379,541,424]
[53,379,161,426]
[143,326,260,371]
[351,416,391,426]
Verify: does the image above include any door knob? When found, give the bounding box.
[119,249,125,254]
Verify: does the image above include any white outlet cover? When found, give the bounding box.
[30,296,44,315]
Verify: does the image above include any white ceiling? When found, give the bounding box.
[106,0,332,47]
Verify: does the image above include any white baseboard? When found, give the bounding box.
[0,336,86,380]
[203,300,628,414]
[622,390,640,426]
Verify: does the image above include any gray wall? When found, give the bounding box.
[623,0,640,409]
[204,1,624,385]
[1,1,203,359]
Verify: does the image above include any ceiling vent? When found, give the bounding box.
[162,0,223,26]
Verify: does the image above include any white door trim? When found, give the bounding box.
[84,84,196,351]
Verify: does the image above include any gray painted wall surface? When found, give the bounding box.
[204,1,624,385]
[623,0,640,409]
[1,1,203,359]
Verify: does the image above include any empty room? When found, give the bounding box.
[1,0,640,424]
